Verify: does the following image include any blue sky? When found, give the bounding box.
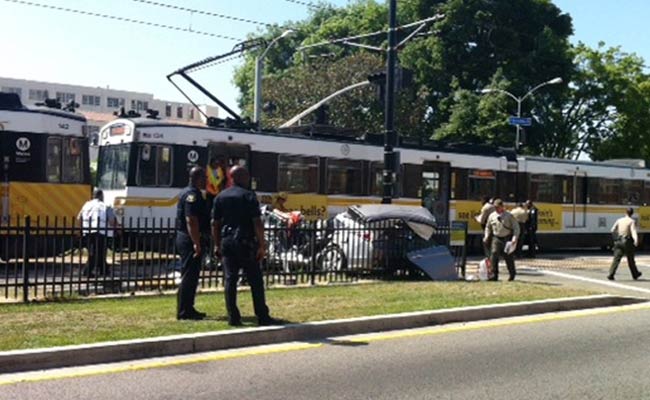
[1,0,649,113]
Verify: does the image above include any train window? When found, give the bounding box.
[46,137,62,183]
[278,155,319,193]
[450,168,468,200]
[327,159,363,195]
[529,174,555,203]
[497,172,517,202]
[622,180,643,205]
[598,179,621,204]
[369,162,383,196]
[468,170,495,200]
[644,182,650,206]
[136,144,172,187]
[97,144,129,190]
[62,138,85,183]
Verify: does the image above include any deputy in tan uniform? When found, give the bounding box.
[608,208,642,281]
[510,203,528,256]
[476,197,496,257]
[484,198,520,281]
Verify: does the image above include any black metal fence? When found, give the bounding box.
[0,216,466,302]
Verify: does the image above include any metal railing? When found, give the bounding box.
[0,216,466,302]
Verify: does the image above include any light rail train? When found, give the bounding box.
[97,116,650,250]
[0,92,91,257]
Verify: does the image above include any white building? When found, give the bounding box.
[0,76,219,140]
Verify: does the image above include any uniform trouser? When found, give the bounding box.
[490,236,516,281]
[609,239,640,278]
[176,233,202,318]
[516,223,526,256]
[222,250,269,323]
[84,233,107,276]
[526,229,538,257]
[481,224,490,257]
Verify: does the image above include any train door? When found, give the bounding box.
[421,161,450,225]
[207,141,251,177]
[571,171,587,227]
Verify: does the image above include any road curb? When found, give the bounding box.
[1,294,645,373]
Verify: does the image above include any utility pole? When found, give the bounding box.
[382,0,398,204]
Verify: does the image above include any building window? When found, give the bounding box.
[165,104,172,117]
[107,97,124,108]
[82,95,100,106]
[278,155,319,193]
[56,92,76,104]
[2,86,22,97]
[176,106,183,119]
[143,101,149,110]
[327,158,363,195]
[29,89,49,101]
[190,108,195,120]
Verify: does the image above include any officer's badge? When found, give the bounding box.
[187,194,196,203]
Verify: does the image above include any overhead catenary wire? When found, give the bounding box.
[282,0,321,10]
[186,53,246,74]
[3,0,241,41]
[297,14,444,51]
[132,0,273,27]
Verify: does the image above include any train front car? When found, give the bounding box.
[0,92,91,257]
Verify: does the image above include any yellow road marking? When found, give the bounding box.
[0,342,323,386]
[2,302,649,386]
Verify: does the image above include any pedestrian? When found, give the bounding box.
[483,198,520,281]
[476,196,495,256]
[608,208,642,281]
[77,189,116,277]
[212,166,278,326]
[175,166,210,320]
[510,203,528,257]
[525,200,539,257]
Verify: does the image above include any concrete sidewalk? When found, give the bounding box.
[0,294,644,374]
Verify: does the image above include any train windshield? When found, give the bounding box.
[97,144,130,190]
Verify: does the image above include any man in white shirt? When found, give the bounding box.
[608,208,642,281]
[77,189,117,277]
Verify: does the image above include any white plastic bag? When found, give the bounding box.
[478,258,492,281]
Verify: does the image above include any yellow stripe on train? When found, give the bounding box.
[5,182,91,226]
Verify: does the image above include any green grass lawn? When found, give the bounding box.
[0,282,595,351]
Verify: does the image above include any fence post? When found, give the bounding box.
[22,216,30,303]
[310,221,316,286]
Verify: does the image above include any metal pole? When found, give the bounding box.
[382,0,397,204]
[515,98,522,152]
[253,57,263,126]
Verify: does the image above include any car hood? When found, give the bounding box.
[347,205,436,240]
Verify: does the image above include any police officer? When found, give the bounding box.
[483,198,520,281]
[476,196,495,256]
[212,166,277,326]
[176,166,210,320]
[510,203,528,257]
[608,208,642,281]
[525,200,539,257]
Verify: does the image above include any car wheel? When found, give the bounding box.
[317,245,348,271]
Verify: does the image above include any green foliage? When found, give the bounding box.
[231,0,650,160]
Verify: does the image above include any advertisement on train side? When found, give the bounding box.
[453,201,563,232]
[259,193,329,221]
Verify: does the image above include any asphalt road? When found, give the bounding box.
[2,305,650,400]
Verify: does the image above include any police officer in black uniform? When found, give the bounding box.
[212,166,277,326]
[176,166,210,320]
